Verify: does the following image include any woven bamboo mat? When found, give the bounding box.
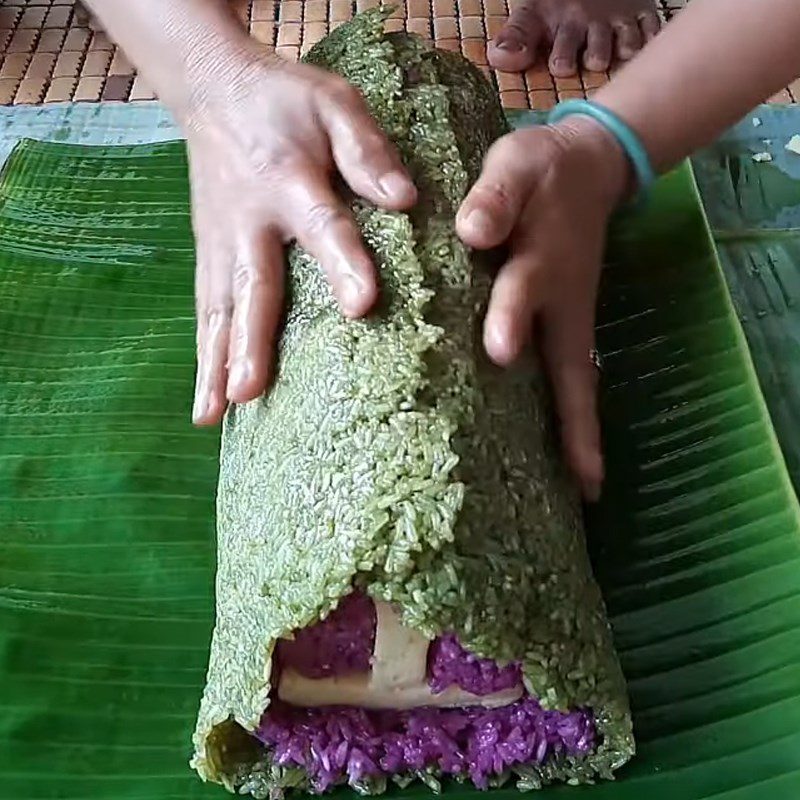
[0,0,797,108]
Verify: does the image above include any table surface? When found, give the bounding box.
[0,0,798,109]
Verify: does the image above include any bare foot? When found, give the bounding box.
[488,0,661,77]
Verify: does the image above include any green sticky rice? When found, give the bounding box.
[191,9,632,795]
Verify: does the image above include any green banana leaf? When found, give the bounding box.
[691,113,800,489]
[716,230,800,483]
[2,137,800,800]
[511,104,800,497]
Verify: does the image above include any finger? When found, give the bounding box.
[583,22,613,73]
[283,171,378,318]
[483,250,545,366]
[552,358,604,502]
[457,136,537,250]
[189,162,234,426]
[487,3,543,73]
[639,11,661,42]
[318,82,417,211]
[192,241,233,426]
[542,305,603,501]
[613,19,643,61]
[226,226,284,404]
[549,22,583,78]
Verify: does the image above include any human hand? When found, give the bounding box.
[186,56,417,426]
[456,118,630,500]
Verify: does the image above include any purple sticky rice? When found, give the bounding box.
[276,592,376,679]
[264,592,597,790]
[258,699,595,791]
[427,633,523,696]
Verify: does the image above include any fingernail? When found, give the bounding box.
[494,37,523,52]
[584,480,602,503]
[485,320,517,366]
[227,358,252,397]
[463,208,494,238]
[379,171,412,200]
[583,452,604,502]
[341,274,365,315]
[192,392,207,424]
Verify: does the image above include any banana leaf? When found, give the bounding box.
[691,108,800,490]
[2,136,800,800]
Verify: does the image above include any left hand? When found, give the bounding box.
[182,56,416,427]
[456,118,630,501]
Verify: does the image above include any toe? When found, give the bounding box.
[487,3,544,73]
[548,22,584,78]
[613,18,643,61]
[488,33,535,73]
[639,10,661,42]
[583,21,612,73]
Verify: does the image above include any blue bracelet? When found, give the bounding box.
[547,99,655,204]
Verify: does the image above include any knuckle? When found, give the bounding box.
[351,132,392,167]
[197,299,234,324]
[232,262,255,294]
[505,21,534,38]
[303,202,348,237]
[232,259,271,295]
[478,180,515,211]
[562,20,583,36]
[195,299,232,359]
[509,2,541,26]
[471,171,519,222]
[613,18,636,32]
[254,150,287,176]
[493,131,532,163]
[249,138,301,177]
[326,79,364,110]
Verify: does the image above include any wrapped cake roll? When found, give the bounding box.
[191,9,633,797]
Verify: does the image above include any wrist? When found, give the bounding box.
[548,116,635,208]
[162,26,274,126]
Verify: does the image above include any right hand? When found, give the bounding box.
[457,118,630,501]
[185,54,417,426]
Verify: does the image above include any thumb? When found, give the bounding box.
[456,132,542,250]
